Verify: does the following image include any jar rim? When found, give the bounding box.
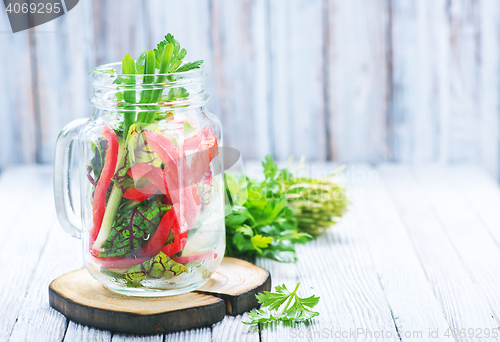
[89,61,209,110]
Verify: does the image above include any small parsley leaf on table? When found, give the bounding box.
[244,283,320,325]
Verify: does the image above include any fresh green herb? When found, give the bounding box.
[99,198,169,257]
[88,67,115,75]
[272,156,349,236]
[176,60,203,73]
[224,155,348,262]
[166,87,189,102]
[154,34,202,73]
[244,283,320,325]
[113,123,162,192]
[88,139,107,182]
[123,251,188,286]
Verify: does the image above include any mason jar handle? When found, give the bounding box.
[54,118,88,239]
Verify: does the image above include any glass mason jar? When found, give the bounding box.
[54,62,225,296]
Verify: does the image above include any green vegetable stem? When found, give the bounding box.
[122,53,137,139]
[90,34,203,253]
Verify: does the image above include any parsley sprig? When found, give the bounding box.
[244,283,320,325]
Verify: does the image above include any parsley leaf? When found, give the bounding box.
[88,67,115,75]
[244,283,320,325]
[153,34,202,73]
[176,60,203,73]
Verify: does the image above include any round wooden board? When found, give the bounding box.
[49,257,271,334]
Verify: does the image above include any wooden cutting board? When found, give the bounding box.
[49,257,270,334]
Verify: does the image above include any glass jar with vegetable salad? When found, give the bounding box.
[54,35,225,296]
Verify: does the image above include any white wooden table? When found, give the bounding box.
[2,163,500,342]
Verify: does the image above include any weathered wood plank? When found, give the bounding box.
[91,0,149,66]
[256,221,400,341]
[7,223,82,341]
[378,164,500,341]
[348,164,453,340]
[412,165,500,322]
[111,334,163,342]
[478,0,500,179]
[0,167,59,341]
[268,0,325,161]
[32,0,95,163]
[444,164,500,245]
[163,328,211,342]
[210,0,269,161]
[447,0,481,164]
[64,322,111,342]
[389,0,451,162]
[211,313,259,342]
[0,15,36,168]
[254,163,400,342]
[146,0,220,122]
[326,0,389,162]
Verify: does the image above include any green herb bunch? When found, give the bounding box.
[282,159,349,236]
[225,155,348,262]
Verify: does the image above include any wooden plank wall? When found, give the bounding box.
[1,0,499,178]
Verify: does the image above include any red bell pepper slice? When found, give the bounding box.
[161,202,189,256]
[92,254,149,270]
[89,125,119,249]
[172,251,217,265]
[123,184,157,202]
[188,127,219,184]
[184,127,218,152]
[128,164,168,196]
[137,203,179,258]
[161,230,187,257]
[145,132,201,230]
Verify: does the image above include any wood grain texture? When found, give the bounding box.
[378,164,500,340]
[327,0,389,162]
[3,1,500,178]
[145,0,220,120]
[389,0,451,162]
[447,0,481,164]
[212,313,259,342]
[255,164,400,342]
[268,0,326,161]
[49,269,226,335]
[478,0,500,179]
[197,257,271,315]
[112,334,164,342]
[0,14,36,168]
[5,164,500,341]
[7,225,82,342]
[91,0,148,67]
[33,1,95,163]
[64,322,112,342]
[445,165,500,246]
[163,328,210,342]
[48,257,269,334]
[412,165,500,323]
[210,0,268,159]
[348,164,454,340]
[0,167,58,341]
